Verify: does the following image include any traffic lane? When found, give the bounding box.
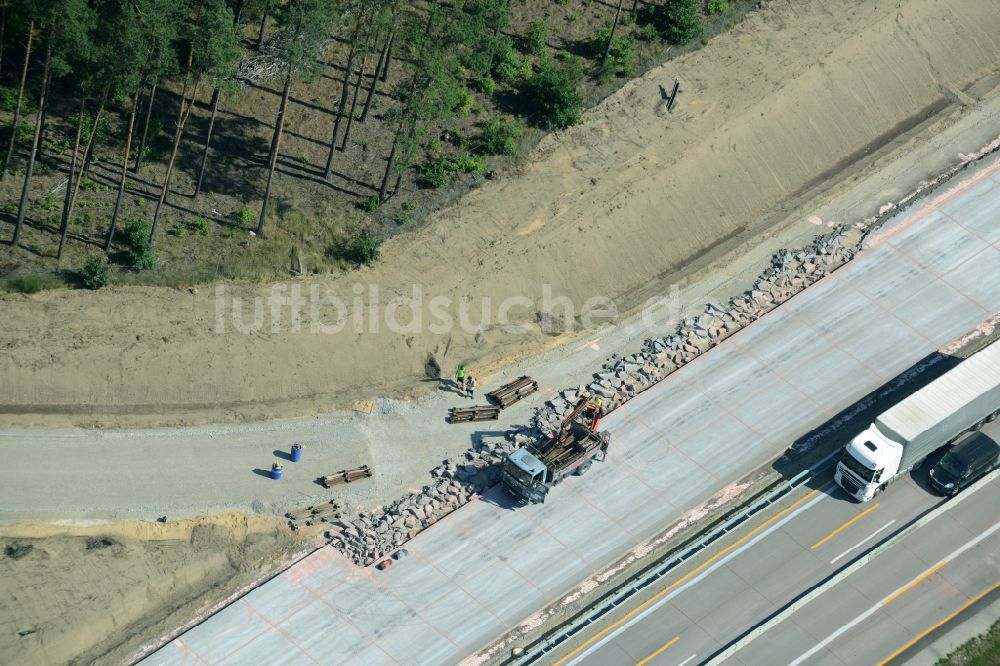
[729,473,1000,666]
[569,471,954,666]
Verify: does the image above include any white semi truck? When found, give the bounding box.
[835,341,1000,502]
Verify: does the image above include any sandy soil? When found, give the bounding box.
[1,0,998,429]
[0,513,298,665]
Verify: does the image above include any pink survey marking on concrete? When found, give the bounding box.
[940,312,1000,355]
[464,480,756,665]
[171,637,209,666]
[285,544,345,583]
[865,137,1000,249]
[574,337,603,352]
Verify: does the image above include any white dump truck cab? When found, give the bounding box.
[502,447,550,504]
[835,426,903,501]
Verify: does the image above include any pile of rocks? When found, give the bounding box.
[329,435,529,566]
[331,227,863,567]
[531,227,858,428]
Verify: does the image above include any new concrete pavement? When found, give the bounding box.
[142,149,1000,663]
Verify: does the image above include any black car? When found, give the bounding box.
[928,431,1000,496]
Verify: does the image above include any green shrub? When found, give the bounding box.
[188,216,210,235]
[421,155,488,188]
[478,75,496,95]
[519,57,583,130]
[646,0,704,44]
[123,217,155,271]
[238,207,253,225]
[492,37,521,84]
[608,35,637,75]
[348,232,382,265]
[589,25,637,77]
[0,122,33,145]
[452,155,486,174]
[638,23,660,41]
[421,158,450,188]
[362,194,380,212]
[80,178,101,192]
[0,86,37,114]
[526,20,547,56]
[480,117,522,156]
[169,224,187,237]
[707,0,728,15]
[452,88,474,116]
[81,257,109,289]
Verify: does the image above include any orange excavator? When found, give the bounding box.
[501,395,611,504]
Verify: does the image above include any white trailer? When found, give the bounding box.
[835,341,1000,502]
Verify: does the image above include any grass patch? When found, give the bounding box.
[936,615,1000,665]
[5,274,64,294]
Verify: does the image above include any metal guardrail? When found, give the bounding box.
[510,450,841,665]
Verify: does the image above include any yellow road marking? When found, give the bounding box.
[635,636,680,666]
[551,486,827,666]
[811,502,880,550]
[877,580,1000,665]
[881,560,947,607]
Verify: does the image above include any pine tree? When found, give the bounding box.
[1,18,33,181]
[150,0,240,244]
[257,0,343,236]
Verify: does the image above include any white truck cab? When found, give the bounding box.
[835,426,903,501]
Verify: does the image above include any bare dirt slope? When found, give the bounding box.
[0,514,297,666]
[2,0,999,428]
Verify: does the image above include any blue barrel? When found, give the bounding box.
[271,463,284,480]
[291,444,303,462]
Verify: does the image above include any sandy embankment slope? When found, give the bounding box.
[1,0,999,427]
[0,514,296,666]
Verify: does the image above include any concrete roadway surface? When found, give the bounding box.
[557,439,1000,666]
[142,150,1000,664]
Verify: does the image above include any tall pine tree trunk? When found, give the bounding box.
[133,81,157,173]
[13,34,51,247]
[232,0,244,28]
[58,100,85,260]
[258,70,291,237]
[1,20,32,181]
[341,54,365,151]
[0,2,7,78]
[150,51,196,244]
[194,87,221,198]
[106,85,142,250]
[255,11,267,51]
[378,124,402,203]
[380,31,393,82]
[324,39,357,178]
[80,86,109,178]
[604,0,625,62]
[362,36,391,123]
[35,67,52,161]
[67,83,109,218]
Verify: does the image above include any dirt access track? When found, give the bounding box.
[2,0,999,428]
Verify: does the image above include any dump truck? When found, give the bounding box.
[835,341,1000,502]
[501,396,611,504]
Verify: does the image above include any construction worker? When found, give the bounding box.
[465,375,477,400]
[455,365,466,392]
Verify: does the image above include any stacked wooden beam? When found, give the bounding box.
[320,464,373,488]
[447,405,501,423]
[285,500,341,530]
[487,376,539,409]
